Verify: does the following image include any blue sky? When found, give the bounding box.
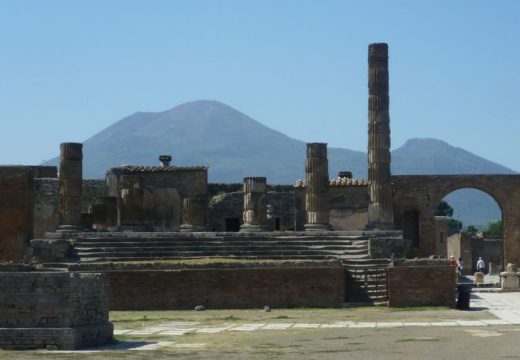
[1,0,519,171]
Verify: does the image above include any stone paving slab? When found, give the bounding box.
[229,323,266,331]
[349,322,377,328]
[292,323,320,328]
[430,321,458,326]
[262,323,293,329]
[196,326,235,333]
[376,322,404,328]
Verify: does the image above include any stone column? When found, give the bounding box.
[367,43,394,229]
[240,177,269,232]
[304,143,331,231]
[180,197,207,232]
[117,175,145,231]
[58,142,83,231]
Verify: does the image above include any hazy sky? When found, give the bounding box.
[1,0,519,171]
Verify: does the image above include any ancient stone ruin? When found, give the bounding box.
[1,43,520,349]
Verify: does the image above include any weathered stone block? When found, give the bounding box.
[0,271,113,350]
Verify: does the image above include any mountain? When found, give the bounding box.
[49,100,367,183]
[392,138,514,175]
[45,100,516,226]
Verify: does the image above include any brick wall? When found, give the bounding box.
[104,266,345,310]
[386,265,456,307]
[33,178,107,237]
[0,271,113,349]
[0,167,34,262]
[208,191,295,231]
[294,186,369,231]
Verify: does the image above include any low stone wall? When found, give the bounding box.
[87,264,344,310]
[386,261,456,307]
[0,271,113,350]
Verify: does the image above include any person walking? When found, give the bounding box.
[457,257,464,276]
[476,257,485,273]
[449,256,457,267]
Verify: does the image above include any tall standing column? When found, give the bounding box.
[240,177,269,232]
[180,197,207,232]
[117,175,145,231]
[58,142,83,231]
[367,43,394,229]
[304,143,331,231]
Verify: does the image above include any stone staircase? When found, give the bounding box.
[72,234,371,263]
[59,231,394,304]
[343,258,391,303]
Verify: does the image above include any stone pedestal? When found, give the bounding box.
[117,175,145,231]
[304,143,331,231]
[58,143,84,232]
[474,272,484,285]
[180,197,207,232]
[240,177,269,232]
[500,263,520,291]
[367,43,394,229]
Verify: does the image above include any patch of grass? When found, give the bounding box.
[388,306,450,312]
[396,337,442,342]
[272,315,290,319]
[322,336,351,340]
[311,348,360,353]
[215,315,240,321]
[255,343,302,349]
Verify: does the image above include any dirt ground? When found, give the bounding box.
[1,307,519,359]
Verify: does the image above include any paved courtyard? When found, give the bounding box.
[2,292,520,359]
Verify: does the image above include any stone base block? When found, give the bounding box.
[474,272,485,284]
[500,272,520,290]
[180,225,207,232]
[117,224,148,232]
[240,224,269,232]
[0,323,113,350]
[57,225,85,232]
[304,223,332,232]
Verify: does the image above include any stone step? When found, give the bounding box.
[74,246,368,255]
[78,254,341,262]
[74,238,368,246]
[75,249,371,258]
[75,241,368,250]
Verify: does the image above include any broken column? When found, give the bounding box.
[240,177,269,232]
[117,175,145,231]
[367,43,394,229]
[500,263,520,290]
[304,143,331,231]
[58,142,83,231]
[180,197,207,232]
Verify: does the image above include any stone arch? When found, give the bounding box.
[392,175,520,265]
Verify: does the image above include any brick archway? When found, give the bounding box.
[392,175,520,265]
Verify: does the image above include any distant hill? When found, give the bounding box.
[45,100,516,226]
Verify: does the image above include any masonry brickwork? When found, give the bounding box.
[0,166,34,262]
[0,271,113,350]
[97,264,344,310]
[392,175,520,264]
[386,261,456,307]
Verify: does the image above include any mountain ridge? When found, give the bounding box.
[45,100,515,226]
